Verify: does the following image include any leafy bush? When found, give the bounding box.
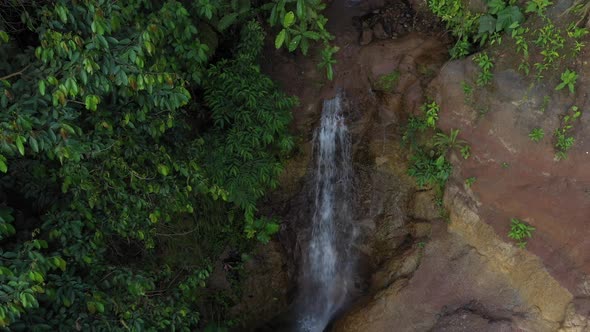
[408,152,452,188]
[433,129,468,153]
[428,0,481,58]
[477,0,524,44]
[428,0,524,57]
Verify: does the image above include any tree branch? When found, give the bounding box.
[0,65,31,80]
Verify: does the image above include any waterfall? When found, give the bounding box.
[297,93,357,332]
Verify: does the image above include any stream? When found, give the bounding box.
[295,94,358,332]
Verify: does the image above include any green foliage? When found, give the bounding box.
[404,102,463,192]
[554,105,582,160]
[268,0,336,79]
[508,218,535,248]
[473,52,494,86]
[433,129,466,152]
[478,0,524,44]
[402,116,429,147]
[318,45,339,81]
[529,128,545,142]
[533,22,565,77]
[525,0,552,17]
[460,145,472,159]
[433,129,471,160]
[0,1,297,330]
[422,101,440,128]
[428,0,480,58]
[465,176,476,187]
[408,152,452,188]
[429,0,525,57]
[462,81,474,104]
[567,22,589,56]
[375,70,401,91]
[512,25,531,74]
[555,69,578,94]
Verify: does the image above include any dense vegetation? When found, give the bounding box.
[423,0,588,243]
[0,0,331,330]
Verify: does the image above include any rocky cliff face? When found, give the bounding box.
[245,0,590,330]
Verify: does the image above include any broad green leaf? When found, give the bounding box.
[478,15,496,36]
[288,35,301,52]
[87,302,96,314]
[0,155,6,173]
[265,222,280,234]
[157,164,169,176]
[303,31,320,40]
[327,64,333,81]
[218,13,238,31]
[296,0,305,18]
[39,80,46,96]
[0,31,8,43]
[56,6,67,23]
[84,95,99,111]
[269,5,278,25]
[300,38,309,55]
[275,29,286,49]
[61,123,75,134]
[20,293,28,307]
[283,11,295,28]
[496,6,523,33]
[29,136,39,153]
[16,136,25,156]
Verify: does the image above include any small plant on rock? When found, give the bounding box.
[433,128,464,150]
[375,70,401,91]
[433,129,472,159]
[421,101,440,128]
[508,218,535,249]
[555,69,578,94]
[408,151,452,189]
[529,128,545,142]
[540,96,550,112]
[554,105,582,160]
[465,176,476,187]
[460,145,471,159]
[473,52,494,86]
[318,45,339,81]
[462,81,474,104]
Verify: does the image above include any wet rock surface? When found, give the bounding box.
[251,0,590,330]
[353,0,446,44]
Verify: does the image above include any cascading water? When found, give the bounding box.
[297,93,357,332]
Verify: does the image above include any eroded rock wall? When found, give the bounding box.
[250,0,590,331]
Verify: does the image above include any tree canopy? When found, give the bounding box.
[0,0,331,330]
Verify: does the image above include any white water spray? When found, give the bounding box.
[297,94,357,332]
